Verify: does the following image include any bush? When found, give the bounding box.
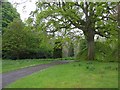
[76,40,118,62]
[2,19,53,60]
[76,39,87,60]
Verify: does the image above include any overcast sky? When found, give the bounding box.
[8,0,37,21]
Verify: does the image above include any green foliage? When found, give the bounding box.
[53,39,62,58]
[0,1,1,54]
[76,39,87,60]
[2,19,26,59]
[2,2,20,33]
[76,39,118,62]
[2,2,54,59]
[95,41,112,61]
[105,38,118,62]
[55,57,75,60]
[2,1,118,60]
[31,2,118,60]
[2,19,53,59]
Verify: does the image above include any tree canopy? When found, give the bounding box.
[2,2,20,33]
[29,1,118,60]
[2,1,119,61]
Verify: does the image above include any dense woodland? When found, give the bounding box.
[2,1,119,62]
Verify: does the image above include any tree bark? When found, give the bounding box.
[83,2,95,60]
[86,30,95,60]
[118,3,120,62]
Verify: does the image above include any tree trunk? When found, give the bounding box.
[118,3,120,62]
[86,30,95,60]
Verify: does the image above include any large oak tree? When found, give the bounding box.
[31,1,118,60]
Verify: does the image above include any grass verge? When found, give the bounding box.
[2,59,52,73]
[7,61,118,88]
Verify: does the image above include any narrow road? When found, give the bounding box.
[2,60,71,88]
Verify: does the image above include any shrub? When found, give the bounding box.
[76,40,118,62]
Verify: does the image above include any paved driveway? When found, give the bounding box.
[1,60,70,89]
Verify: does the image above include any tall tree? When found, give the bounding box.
[0,1,2,34]
[31,1,118,60]
[2,2,20,33]
[118,2,120,61]
[2,19,27,59]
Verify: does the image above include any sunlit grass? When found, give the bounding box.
[7,61,118,88]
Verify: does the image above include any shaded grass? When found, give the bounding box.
[2,59,52,73]
[7,61,118,88]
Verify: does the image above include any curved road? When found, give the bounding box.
[1,60,72,88]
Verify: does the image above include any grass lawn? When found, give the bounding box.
[1,59,52,73]
[7,61,118,88]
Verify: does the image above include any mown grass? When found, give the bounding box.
[2,59,52,73]
[7,61,118,88]
[1,57,75,73]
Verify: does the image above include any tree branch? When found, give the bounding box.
[102,16,117,21]
[95,31,109,38]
